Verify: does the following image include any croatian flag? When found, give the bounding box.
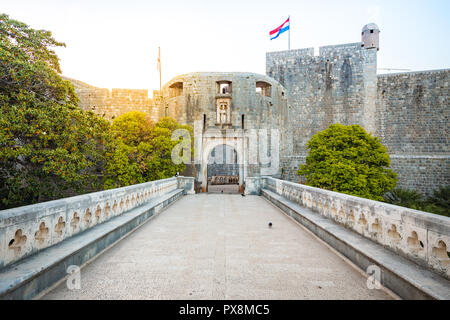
[270,17,290,40]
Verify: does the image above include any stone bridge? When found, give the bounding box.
[0,177,449,300]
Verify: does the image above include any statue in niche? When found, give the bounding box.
[219,104,228,124]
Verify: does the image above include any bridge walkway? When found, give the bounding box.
[41,194,394,300]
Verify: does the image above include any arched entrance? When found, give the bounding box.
[200,138,245,193]
[207,144,240,194]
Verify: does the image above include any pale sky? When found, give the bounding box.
[2,0,449,98]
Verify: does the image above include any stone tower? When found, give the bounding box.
[361,23,380,50]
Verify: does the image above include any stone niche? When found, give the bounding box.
[216,97,232,127]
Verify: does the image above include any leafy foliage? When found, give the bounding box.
[111,111,154,147]
[104,113,193,189]
[0,14,195,209]
[383,188,423,210]
[427,186,450,212]
[297,124,397,201]
[384,186,450,217]
[0,14,112,209]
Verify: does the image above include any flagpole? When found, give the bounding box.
[288,15,291,51]
[158,47,162,96]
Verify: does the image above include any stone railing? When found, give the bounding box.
[177,176,195,195]
[256,176,450,279]
[0,177,192,269]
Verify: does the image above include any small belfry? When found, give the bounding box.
[361,23,380,50]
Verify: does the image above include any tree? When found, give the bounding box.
[297,124,397,201]
[0,14,112,209]
[110,111,154,146]
[104,113,193,189]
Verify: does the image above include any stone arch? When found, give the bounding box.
[201,138,244,193]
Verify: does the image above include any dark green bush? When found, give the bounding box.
[297,124,397,201]
[384,186,450,217]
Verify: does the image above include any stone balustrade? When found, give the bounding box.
[0,177,193,269]
[256,176,450,279]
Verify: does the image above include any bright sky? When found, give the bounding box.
[2,0,449,97]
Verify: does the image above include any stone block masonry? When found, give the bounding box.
[267,42,449,196]
[63,76,159,122]
[266,43,378,157]
[376,70,450,195]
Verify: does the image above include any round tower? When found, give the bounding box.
[361,23,380,50]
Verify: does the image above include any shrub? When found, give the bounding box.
[383,186,450,217]
[383,188,423,210]
[297,124,397,201]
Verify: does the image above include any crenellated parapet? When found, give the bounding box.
[62,76,158,122]
[266,42,378,159]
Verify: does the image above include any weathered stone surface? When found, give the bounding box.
[40,194,394,300]
[0,177,193,269]
[376,70,450,195]
[266,43,378,156]
[63,28,449,196]
[63,76,158,122]
[158,72,287,191]
[257,176,450,279]
[267,43,449,195]
[0,188,184,300]
[262,187,450,300]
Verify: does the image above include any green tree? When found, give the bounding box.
[104,113,193,189]
[111,111,154,146]
[0,14,112,209]
[297,124,397,201]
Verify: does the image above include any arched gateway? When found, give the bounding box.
[203,142,243,193]
[157,72,287,193]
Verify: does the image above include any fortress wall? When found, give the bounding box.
[160,72,287,132]
[266,43,378,158]
[268,46,449,196]
[267,43,379,187]
[63,77,157,122]
[376,69,450,194]
[280,155,306,183]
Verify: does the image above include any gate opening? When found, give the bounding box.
[207,144,240,194]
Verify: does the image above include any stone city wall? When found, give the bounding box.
[266,43,378,157]
[160,72,287,131]
[267,44,449,196]
[376,69,450,195]
[63,76,158,122]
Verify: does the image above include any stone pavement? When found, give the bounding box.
[41,194,394,300]
[207,184,240,194]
